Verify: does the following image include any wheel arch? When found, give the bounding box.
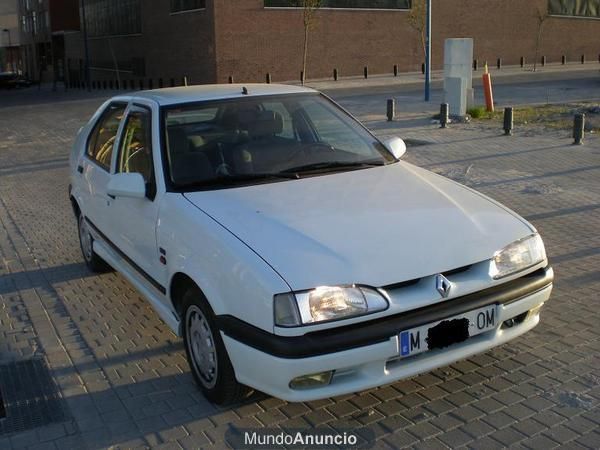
[169,272,210,319]
[70,194,81,218]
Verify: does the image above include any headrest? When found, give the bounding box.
[167,128,190,155]
[249,110,283,138]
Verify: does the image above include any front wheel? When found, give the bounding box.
[78,215,112,273]
[182,286,251,405]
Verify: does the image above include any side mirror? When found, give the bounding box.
[383,136,407,160]
[107,173,146,199]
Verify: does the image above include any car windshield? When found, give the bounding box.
[163,93,395,189]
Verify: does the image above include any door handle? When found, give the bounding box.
[77,165,84,174]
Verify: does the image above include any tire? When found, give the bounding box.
[78,214,112,273]
[182,285,251,405]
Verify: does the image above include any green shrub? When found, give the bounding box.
[468,106,487,119]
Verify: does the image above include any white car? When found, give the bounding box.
[69,84,553,404]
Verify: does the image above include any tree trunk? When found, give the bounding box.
[302,26,309,85]
[533,25,543,72]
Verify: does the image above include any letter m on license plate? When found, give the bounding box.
[399,304,497,357]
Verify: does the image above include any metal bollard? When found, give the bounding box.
[520,57,525,68]
[139,79,144,90]
[158,78,164,88]
[562,55,567,65]
[573,113,585,145]
[394,64,398,77]
[228,76,233,84]
[364,66,368,79]
[148,79,153,90]
[581,54,585,64]
[333,68,338,81]
[300,71,305,84]
[387,99,395,122]
[103,80,107,90]
[421,62,425,74]
[541,56,546,66]
[440,103,449,129]
[473,59,478,71]
[503,107,514,136]
[497,58,502,70]
[266,73,271,84]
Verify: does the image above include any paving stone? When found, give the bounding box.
[437,428,474,447]
[521,434,560,449]
[461,419,496,439]
[488,426,527,447]
[542,424,581,445]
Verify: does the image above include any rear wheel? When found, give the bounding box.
[78,215,112,273]
[182,285,251,404]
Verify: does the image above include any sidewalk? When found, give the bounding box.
[303,62,600,91]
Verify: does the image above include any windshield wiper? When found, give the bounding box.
[177,172,299,189]
[281,160,385,174]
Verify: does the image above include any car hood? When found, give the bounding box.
[184,162,533,290]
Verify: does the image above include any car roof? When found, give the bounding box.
[126,83,317,106]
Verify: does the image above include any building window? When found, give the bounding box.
[548,0,600,18]
[84,0,142,37]
[170,0,206,13]
[265,0,411,9]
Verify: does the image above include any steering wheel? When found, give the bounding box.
[124,145,146,173]
[215,143,233,176]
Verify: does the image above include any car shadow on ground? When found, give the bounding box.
[0,263,93,296]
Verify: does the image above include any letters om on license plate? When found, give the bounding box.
[399,304,497,357]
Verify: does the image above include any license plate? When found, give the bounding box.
[399,304,497,357]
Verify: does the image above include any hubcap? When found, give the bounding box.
[79,217,93,262]
[186,305,218,389]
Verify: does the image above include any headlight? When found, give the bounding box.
[489,234,546,279]
[274,285,389,327]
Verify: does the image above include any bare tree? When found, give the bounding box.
[407,0,427,60]
[533,7,549,72]
[298,0,321,85]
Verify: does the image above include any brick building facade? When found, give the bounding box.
[63,0,600,87]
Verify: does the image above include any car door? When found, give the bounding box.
[107,103,166,294]
[77,102,127,235]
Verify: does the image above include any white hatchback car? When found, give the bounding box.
[69,84,553,404]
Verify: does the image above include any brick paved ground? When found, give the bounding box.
[0,91,598,449]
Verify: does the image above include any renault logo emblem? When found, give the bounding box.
[436,274,452,298]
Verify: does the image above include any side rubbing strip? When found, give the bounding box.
[85,218,167,295]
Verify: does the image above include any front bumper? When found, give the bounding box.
[221,267,553,402]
